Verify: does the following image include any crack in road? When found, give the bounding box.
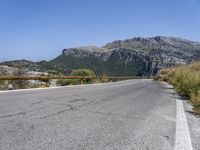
[0,107,46,119]
[31,100,44,106]
[78,109,145,120]
[0,111,26,119]
[36,100,145,120]
[37,101,95,119]
[38,109,71,119]
[69,99,87,103]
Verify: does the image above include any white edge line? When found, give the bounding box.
[175,99,193,150]
[0,79,135,93]
[0,79,144,93]
[0,83,106,93]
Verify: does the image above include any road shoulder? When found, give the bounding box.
[160,81,200,150]
[183,99,200,150]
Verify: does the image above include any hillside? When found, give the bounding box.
[0,59,56,72]
[1,36,200,76]
[50,36,200,76]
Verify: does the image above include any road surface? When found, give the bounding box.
[0,79,199,150]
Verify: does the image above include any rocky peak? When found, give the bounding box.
[62,46,113,60]
[103,36,200,51]
[62,46,109,54]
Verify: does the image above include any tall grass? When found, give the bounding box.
[155,61,200,115]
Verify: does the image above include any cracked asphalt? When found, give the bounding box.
[0,79,199,150]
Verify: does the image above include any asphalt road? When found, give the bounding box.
[0,79,199,150]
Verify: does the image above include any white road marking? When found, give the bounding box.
[0,79,140,93]
[175,99,193,150]
[0,82,117,93]
[0,84,92,93]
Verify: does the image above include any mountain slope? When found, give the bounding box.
[50,36,200,75]
[1,36,200,76]
[51,48,151,76]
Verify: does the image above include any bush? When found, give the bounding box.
[46,70,60,76]
[56,79,80,86]
[56,69,96,86]
[70,69,96,77]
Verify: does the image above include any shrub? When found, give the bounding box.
[56,79,80,86]
[56,69,96,86]
[46,70,60,76]
[70,69,96,77]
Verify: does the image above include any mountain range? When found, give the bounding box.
[1,36,200,76]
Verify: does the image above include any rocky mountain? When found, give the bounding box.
[50,36,200,76]
[1,36,200,76]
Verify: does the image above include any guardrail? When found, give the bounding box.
[0,76,143,80]
[0,76,146,87]
[0,76,147,87]
[0,76,95,81]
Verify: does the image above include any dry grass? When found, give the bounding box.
[155,61,200,115]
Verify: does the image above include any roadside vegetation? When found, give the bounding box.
[0,66,108,90]
[0,67,56,90]
[154,61,200,115]
[0,68,29,90]
[56,69,97,86]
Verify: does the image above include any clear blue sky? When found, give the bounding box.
[0,0,200,61]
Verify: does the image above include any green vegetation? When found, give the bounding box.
[10,69,29,89]
[50,53,147,76]
[46,70,60,76]
[70,69,96,77]
[155,61,200,115]
[0,68,48,90]
[0,81,8,90]
[56,69,96,86]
